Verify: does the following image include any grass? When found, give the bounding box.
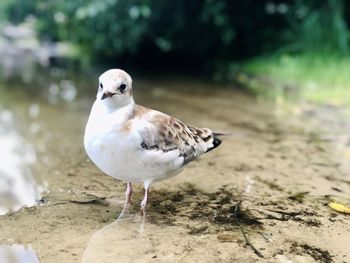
[240,52,350,106]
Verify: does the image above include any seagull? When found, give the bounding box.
[84,69,224,214]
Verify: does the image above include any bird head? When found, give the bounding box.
[97,69,133,108]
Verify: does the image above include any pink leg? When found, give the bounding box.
[125,182,133,205]
[140,185,149,213]
[117,182,133,219]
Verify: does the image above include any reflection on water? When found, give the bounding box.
[82,215,145,263]
[0,244,40,263]
[0,51,95,215]
[48,79,77,104]
[83,215,190,263]
[0,108,45,215]
[83,213,237,263]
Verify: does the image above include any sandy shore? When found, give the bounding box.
[0,82,349,263]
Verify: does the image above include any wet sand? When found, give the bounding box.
[0,79,349,263]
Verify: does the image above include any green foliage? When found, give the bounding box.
[279,0,348,54]
[242,52,350,105]
[1,0,239,65]
[1,0,349,74]
[0,0,283,70]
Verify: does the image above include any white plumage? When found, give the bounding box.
[84,69,222,212]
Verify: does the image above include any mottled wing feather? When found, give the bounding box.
[136,107,220,166]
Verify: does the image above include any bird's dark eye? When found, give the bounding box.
[99,83,103,89]
[119,83,127,93]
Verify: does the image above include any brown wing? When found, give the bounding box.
[137,107,221,165]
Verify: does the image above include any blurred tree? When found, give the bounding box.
[277,0,349,54]
[1,0,348,72]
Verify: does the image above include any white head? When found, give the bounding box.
[97,69,134,108]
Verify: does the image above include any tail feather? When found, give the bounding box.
[188,126,230,153]
[213,131,233,136]
[206,136,222,152]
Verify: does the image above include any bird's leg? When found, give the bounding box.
[140,184,149,214]
[118,182,133,220]
[125,182,133,205]
[140,190,148,212]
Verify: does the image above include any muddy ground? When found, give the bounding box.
[0,79,349,263]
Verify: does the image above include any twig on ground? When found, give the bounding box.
[234,202,264,258]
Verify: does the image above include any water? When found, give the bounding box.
[0,245,40,263]
[0,95,44,215]
[0,71,91,215]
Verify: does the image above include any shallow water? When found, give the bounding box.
[0,94,44,215]
[0,244,40,263]
[1,65,350,263]
[0,73,90,215]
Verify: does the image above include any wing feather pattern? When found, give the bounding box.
[133,106,221,166]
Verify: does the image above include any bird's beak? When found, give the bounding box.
[101,92,116,100]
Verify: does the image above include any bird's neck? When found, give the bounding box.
[106,99,135,116]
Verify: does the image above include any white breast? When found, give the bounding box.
[84,101,184,184]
